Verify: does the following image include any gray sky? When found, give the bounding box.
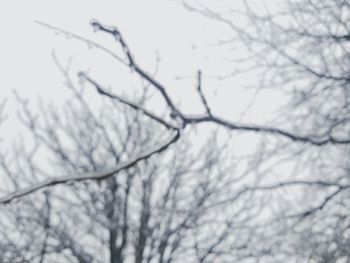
[1,1,209,95]
[0,0,283,141]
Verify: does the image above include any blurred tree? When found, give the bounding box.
[180,0,350,261]
[0,58,260,262]
[1,0,350,262]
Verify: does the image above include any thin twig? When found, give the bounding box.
[196,70,212,116]
[79,72,178,131]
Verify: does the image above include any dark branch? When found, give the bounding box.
[0,130,180,204]
[36,20,350,146]
[79,72,178,131]
[196,70,212,116]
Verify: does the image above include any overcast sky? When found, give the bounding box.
[0,0,283,142]
[1,1,210,95]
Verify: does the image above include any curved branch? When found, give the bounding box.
[79,72,178,131]
[182,114,350,146]
[200,180,349,211]
[88,19,183,119]
[87,20,350,146]
[0,130,180,204]
[36,20,350,146]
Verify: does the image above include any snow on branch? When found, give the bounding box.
[0,130,180,204]
[79,72,178,131]
[36,20,350,146]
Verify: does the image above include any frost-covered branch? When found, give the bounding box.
[0,130,179,204]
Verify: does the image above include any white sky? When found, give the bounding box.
[0,0,210,95]
[0,0,299,229]
[0,0,284,142]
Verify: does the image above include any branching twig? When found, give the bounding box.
[88,19,184,121]
[79,72,178,131]
[201,180,349,211]
[296,187,345,218]
[36,20,350,146]
[86,20,350,146]
[34,20,126,66]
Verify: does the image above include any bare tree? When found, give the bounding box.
[1,0,350,261]
[179,0,350,261]
[0,55,264,262]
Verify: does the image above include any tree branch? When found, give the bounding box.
[0,130,180,204]
[36,20,350,146]
[196,70,212,116]
[79,72,178,131]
